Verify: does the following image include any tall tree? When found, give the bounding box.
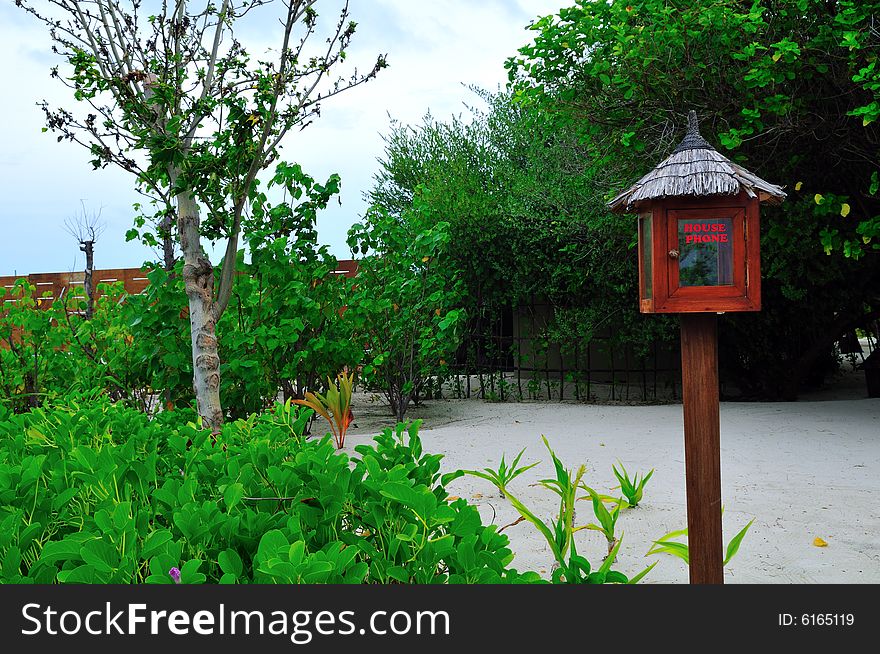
[506,0,880,397]
[20,0,386,429]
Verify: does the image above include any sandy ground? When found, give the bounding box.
[341,366,880,583]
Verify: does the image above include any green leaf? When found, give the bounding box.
[41,536,89,565]
[655,526,689,542]
[503,489,564,566]
[179,559,206,584]
[288,541,306,567]
[141,530,174,559]
[79,540,117,574]
[223,482,245,510]
[723,518,755,566]
[647,541,690,565]
[386,566,410,582]
[257,530,289,558]
[380,482,433,518]
[628,561,658,584]
[218,549,243,577]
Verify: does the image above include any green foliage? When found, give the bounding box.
[0,399,539,584]
[22,0,386,425]
[350,422,537,584]
[457,436,653,584]
[122,267,194,409]
[509,0,880,256]
[371,90,677,363]
[612,461,654,508]
[221,163,363,415]
[347,187,467,420]
[0,167,360,419]
[0,281,71,412]
[457,448,538,496]
[64,284,156,408]
[122,163,363,417]
[0,280,152,413]
[718,199,877,398]
[505,0,880,397]
[647,518,756,568]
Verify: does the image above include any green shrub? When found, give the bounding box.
[121,164,364,418]
[0,398,535,584]
[347,187,467,421]
[0,278,162,414]
[0,281,75,412]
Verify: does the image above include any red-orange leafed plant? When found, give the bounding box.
[293,371,355,449]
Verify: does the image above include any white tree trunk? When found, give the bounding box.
[176,189,224,432]
[82,240,94,320]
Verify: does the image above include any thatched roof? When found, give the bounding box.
[608,111,786,213]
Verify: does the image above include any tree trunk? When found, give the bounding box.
[159,214,176,412]
[176,189,224,432]
[782,308,880,401]
[388,385,407,423]
[81,240,94,320]
[160,214,176,273]
[23,370,38,411]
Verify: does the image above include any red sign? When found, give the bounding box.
[683,222,729,244]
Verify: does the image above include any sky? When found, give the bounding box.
[0,0,563,276]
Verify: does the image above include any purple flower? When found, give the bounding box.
[168,567,181,584]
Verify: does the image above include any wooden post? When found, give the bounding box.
[680,313,724,584]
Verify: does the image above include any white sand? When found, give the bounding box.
[342,372,880,583]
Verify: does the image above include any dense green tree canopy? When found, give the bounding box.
[508,0,880,258]
[370,90,675,355]
[371,1,880,398]
[504,0,880,397]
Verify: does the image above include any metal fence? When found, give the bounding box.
[448,299,681,403]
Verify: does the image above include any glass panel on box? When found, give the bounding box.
[677,217,733,286]
[639,214,652,299]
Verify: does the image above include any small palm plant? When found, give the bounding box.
[460,448,538,496]
[292,370,355,449]
[646,516,755,567]
[612,461,654,508]
[449,436,656,584]
[581,487,625,558]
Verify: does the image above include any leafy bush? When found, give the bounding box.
[370,90,677,384]
[121,164,364,418]
[123,266,198,411]
[230,163,364,412]
[510,0,880,259]
[0,280,149,413]
[0,398,536,584]
[0,281,71,412]
[348,187,467,420]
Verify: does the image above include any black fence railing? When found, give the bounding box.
[447,299,681,402]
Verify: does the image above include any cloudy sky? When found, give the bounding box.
[0,0,562,276]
